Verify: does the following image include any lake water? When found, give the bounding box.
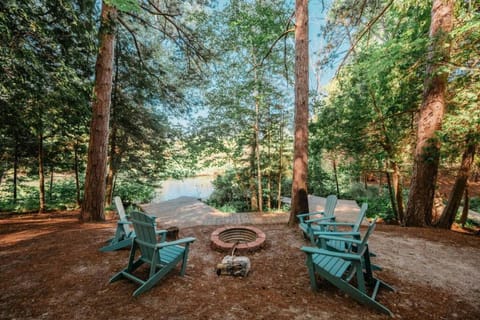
[152,176,215,203]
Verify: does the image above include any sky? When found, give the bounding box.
[308,0,339,91]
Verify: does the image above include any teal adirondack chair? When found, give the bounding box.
[314,203,368,252]
[301,219,394,316]
[110,211,196,297]
[314,203,381,271]
[100,197,167,252]
[298,195,338,244]
[100,197,135,252]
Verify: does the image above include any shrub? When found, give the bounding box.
[114,180,155,205]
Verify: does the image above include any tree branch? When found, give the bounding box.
[335,0,394,77]
[117,16,143,63]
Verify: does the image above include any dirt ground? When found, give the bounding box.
[0,211,479,320]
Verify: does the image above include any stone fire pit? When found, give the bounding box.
[210,226,266,254]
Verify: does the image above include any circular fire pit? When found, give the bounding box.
[210,226,266,253]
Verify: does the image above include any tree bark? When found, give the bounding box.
[386,171,398,219]
[333,158,339,195]
[436,140,476,229]
[38,132,46,213]
[13,141,18,203]
[105,135,117,207]
[404,0,453,226]
[49,165,54,202]
[459,186,469,227]
[80,3,117,222]
[289,0,309,226]
[74,141,80,206]
[249,136,259,211]
[277,109,285,210]
[254,95,263,212]
[105,36,121,207]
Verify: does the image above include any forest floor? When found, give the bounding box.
[1,209,479,320]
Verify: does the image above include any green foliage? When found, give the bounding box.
[470,197,480,213]
[0,183,40,212]
[105,0,140,12]
[206,170,249,213]
[0,177,80,212]
[114,180,155,205]
[351,187,396,222]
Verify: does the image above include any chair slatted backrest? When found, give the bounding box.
[352,203,368,233]
[357,218,377,255]
[324,195,338,218]
[130,211,159,262]
[114,196,132,235]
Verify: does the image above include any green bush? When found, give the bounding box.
[206,170,249,212]
[470,197,480,212]
[343,184,397,222]
[114,180,155,205]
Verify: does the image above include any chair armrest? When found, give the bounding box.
[316,221,355,227]
[157,237,196,248]
[307,216,336,224]
[155,229,168,242]
[301,246,361,261]
[313,231,361,237]
[117,220,132,225]
[298,211,325,223]
[317,234,363,244]
[297,211,324,218]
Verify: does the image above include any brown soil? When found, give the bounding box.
[0,211,479,320]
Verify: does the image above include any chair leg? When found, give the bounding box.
[305,255,318,291]
[132,262,177,297]
[316,267,393,316]
[99,237,133,252]
[180,246,190,276]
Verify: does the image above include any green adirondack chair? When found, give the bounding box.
[298,195,338,244]
[313,203,381,271]
[100,197,167,252]
[301,219,394,316]
[100,197,135,252]
[314,202,368,252]
[110,211,196,297]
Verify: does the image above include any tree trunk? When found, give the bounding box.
[459,186,469,227]
[74,141,81,206]
[13,141,18,203]
[266,117,272,211]
[105,144,117,206]
[105,36,121,207]
[289,0,309,226]
[249,136,259,211]
[386,171,398,220]
[254,96,263,212]
[49,165,54,202]
[392,161,405,222]
[333,158,339,195]
[38,132,46,213]
[80,3,117,222]
[436,140,476,229]
[277,110,285,210]
[404,0,453,227]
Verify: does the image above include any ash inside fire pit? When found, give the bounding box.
[210,226,266,253]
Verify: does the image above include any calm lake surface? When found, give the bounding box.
[152,176,214,203]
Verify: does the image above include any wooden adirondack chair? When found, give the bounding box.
[110,211,196,297]
[100,197,135,252]
[298,195,338,244]
[301,219,394,316]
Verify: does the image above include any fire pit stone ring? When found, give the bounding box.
[210,226,266,253]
